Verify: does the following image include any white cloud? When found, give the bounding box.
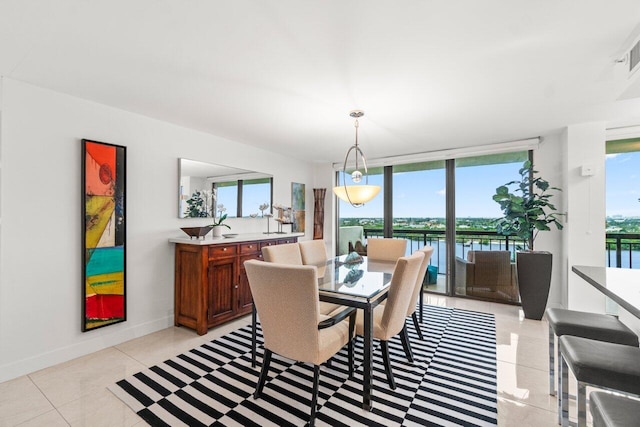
[437,188,446,196]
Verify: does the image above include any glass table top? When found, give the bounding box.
[316,255,395,299]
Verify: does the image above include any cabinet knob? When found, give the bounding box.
[223,248,227,251]
[249,245,253,248]
[235,285,238,289]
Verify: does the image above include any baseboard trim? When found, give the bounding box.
[0,315,173,383]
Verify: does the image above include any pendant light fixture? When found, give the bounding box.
[333,110,381,207]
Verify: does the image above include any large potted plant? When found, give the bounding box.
[493,160,563,320]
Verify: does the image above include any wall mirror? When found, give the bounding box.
[179,158,273,219]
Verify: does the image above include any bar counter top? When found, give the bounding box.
[572,265,640,319]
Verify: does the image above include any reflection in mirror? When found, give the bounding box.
[179,158,273,219]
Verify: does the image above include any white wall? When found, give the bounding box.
[562,122,608,313]
[0,78,315,382]
[534,135,564,308]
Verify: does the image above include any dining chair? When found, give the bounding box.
[366,238,407,262]
[400,246,434,340]
[355,251,424,389]
[262,241,337,315]
[261,242,303,264]
[244,260,355,426]
[299,240,327,267]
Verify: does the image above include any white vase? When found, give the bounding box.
[211,226,224,238]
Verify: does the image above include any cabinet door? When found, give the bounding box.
[238,254,261,314]
[207,257,237,325]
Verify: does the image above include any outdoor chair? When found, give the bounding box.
[454,250,518,302]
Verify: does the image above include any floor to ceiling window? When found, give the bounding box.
[336,166,384,256]
[606,138,640,268]
[336,149,531,303]
[392,161,447,293]
[453,152,529,303]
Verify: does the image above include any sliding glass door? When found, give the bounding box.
[453,153,528,302]
[392,161,447,294]
[335,150,530,303]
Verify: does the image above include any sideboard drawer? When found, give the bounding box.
[278,238,297,244]
[208,244,238,258]
[260,240,278,249]
[240,242,260,254]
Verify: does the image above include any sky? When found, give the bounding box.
[339,162,527,218]
[338,154,640,219]
[605,152,640,217]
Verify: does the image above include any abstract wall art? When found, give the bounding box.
[291,182,305,233]
[82,139,126,331]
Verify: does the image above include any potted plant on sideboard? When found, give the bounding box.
[210,204,231,238]
[493,160,563,320]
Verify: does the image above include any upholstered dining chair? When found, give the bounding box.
[355,251,424,389]
[244,260,355,426]
[262,241,337,315]
[385,246,434,340]
[299,240,327,267]
[261,242,303,264]
[366,238,407,262]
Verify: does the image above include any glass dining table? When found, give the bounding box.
[250,255,396,411]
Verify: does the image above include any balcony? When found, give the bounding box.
[357,228,640,272]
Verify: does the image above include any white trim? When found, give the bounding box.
[332,137,540,170]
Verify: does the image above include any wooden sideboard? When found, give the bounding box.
[171,234,300,335]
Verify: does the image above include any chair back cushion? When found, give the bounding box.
[244,260,321,362]
[379,251,424,340]
[299,240,328,267]
[367,238,407,262]
[406,246,434,316]
[261,242,303,264]
[469,250,512,287]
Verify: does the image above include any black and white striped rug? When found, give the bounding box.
[110,305,497,426]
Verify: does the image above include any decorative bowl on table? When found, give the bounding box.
[180,226,214,239]
[343,251,364,266]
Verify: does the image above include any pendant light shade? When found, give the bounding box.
[333,110,381,207]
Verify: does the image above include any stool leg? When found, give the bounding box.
[549,325,555,396]
[577,382,586,427]
[556,343,561,402]
[560,354,569,426]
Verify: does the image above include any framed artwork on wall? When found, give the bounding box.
[81,139,126,332]
[291,182,305,233]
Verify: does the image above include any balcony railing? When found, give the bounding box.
[606,233,640,268]
[359,229,640,270]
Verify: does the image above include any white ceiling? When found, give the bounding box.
[3,1,640,163]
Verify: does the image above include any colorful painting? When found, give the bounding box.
[82,139,126,331]
[291,182,305,233]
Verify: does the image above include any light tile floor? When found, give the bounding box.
[0,295,573,426]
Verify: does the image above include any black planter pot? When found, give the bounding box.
[516,251,552,320]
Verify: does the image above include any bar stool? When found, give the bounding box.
[590,391,640,427]
[559,336,640,427]
[546,308,638,396]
